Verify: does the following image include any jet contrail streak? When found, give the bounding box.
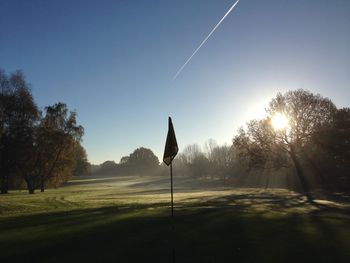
[173,0,240,80]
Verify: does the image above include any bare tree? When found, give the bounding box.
[211,145,234,183]
[204,138,218,161]
[182,144,202,164]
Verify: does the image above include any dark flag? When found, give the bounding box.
[163,117,178,263]
[163,117,178,166]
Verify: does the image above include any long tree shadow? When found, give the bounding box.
[1,193,350,263]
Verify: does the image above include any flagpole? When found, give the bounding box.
[170,162,174,218]
[163,116,177,263]
[170,161,175,262]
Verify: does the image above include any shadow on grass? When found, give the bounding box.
[1,195,350,263]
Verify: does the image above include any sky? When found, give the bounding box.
[1,0,349,164]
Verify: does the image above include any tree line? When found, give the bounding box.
[0,69,89,194]
[173,90,350,200]
[2,68,348,200]
[92,89,349,201]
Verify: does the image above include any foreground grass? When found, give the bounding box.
[1,175,350,262]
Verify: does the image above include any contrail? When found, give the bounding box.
[173,0,240,80]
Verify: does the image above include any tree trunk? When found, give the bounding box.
[304,154,331,192]
[40,178,45,192]
[1,175,9,194]
[223,174,226,185]
[289,147,313,202]
[24,177,35,194]
[1,187,8,194]
[265,174,270,189]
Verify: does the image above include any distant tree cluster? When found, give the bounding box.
[170,140,242,184]
[0,69,89,194]
[92,147,160,176]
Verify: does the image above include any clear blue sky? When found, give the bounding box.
[1,0,349,164]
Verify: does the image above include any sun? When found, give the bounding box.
[271,113,289,130]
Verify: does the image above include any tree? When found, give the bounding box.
[204,138,218,161]
[92,148,160,177]
[180,144,210,178]
[0,70,6,193]
[72,143,90,176]
[35,103,84,192]
[181,144,202,164]
[119,156,130,165]
[0,69,86,194]
[310,108,350,189]
[210,145,234,183]
[233,89,337,201]
[126,147,159,175]
[190,154,210,178]
[313,108,350,167]
[97,160,119,175]
[15,103,84,193]
[0,70,40,194]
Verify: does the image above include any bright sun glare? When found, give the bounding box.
[271,113,289,130]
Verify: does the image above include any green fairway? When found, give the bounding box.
[1,175,350,263]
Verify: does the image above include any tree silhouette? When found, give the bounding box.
[72,143,90,176]
[310,107,350,189]
[233,89,337,201]
[313,108,350,167]
[210,145,235,184]
[126,147,159,175]
[1,69,86,194]
[0,70,40,194]
[16,103,84,193]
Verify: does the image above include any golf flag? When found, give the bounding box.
[163,117,178,166]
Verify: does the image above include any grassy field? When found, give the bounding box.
[1,175,350,263]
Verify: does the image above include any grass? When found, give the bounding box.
[1,175,350,262]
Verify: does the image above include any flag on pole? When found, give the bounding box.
[163,117,178,165]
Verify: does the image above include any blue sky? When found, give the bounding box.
[1,0,349,164]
